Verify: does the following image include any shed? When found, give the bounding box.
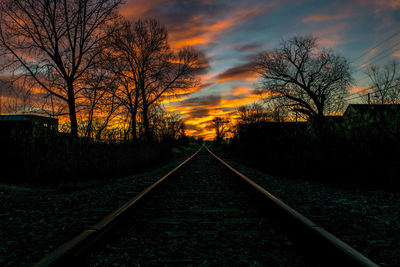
[343,104,400,124]
[0,114,58,138]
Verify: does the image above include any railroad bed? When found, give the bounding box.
[87,148,311,266]
[36,147,378,266]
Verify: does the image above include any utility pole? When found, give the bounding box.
[368,93,370,104]
[0,87,3,114]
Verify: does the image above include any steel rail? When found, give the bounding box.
[34,147,202,267]
[206,147,379,267]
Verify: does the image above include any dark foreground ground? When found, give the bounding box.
[218,152,400,267]
[0,148,399,266]
[0,153,193,266]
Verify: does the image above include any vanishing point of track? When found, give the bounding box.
[35,147,378,266]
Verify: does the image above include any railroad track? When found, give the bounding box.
[35,147,378,266]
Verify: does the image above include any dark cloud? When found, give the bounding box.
[181,94,221,107]
[186,107,210,118]
[185,123,200,131]
[123,0,229,33]
[197,82,213,92]
[0,78,13,96]
[221,107,237,113]
[0,77,29,98]
[216,63,256,82]
[236,43,264,52]
[193,52,212,75]
[225,93,247,100]
[122,0,271,50]
[131,0,223,24]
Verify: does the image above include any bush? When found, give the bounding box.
[0,134,192,185]
[224,121,400,191]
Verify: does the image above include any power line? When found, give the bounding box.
[341,35,399,106]
[337,88,384,104]
[350,30,400,64]
[341,94,365,102]
[345,35,400,103]
[360,39,400,68]
[353,75,370,85]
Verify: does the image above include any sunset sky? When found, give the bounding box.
[118,0,400,140]
[1,0,400,140]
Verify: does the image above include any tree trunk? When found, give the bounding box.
[67,83,79,139]
[142,104,151,142]
[85,108,94,140]
[140,85,151,142]
[131,112,137,142]
[131,92,139,142]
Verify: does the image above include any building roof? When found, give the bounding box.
[344,104,400,117]
[0,114,58,122]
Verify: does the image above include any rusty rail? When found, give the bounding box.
[206,147,379,267]
[34,147,202,267]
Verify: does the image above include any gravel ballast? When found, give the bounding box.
[217,152,400,267]
[0,156,191,266]
[89,149,312,266]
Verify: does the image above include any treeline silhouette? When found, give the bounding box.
[0,0,205,142]
[222,104,400,191]
[0,0,205,184]
[0,131,199,185]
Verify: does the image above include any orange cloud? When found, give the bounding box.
[232,86,252,96]
[169,14,240,48]
[314,23,347,48]
[164,86,264,140]
[303,13,350,23]
[393,50,400,59]
[118,0,166,18]
[348,86,371,94]
[119,0,257,49]
[165,5,269,49]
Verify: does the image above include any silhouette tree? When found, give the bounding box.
[107,19,141,141]
[365,60,400,104]
[109,18,203,142]
[0,0,122,138]
[80,69,120,141]
[0,77,35,114]
[153,109,186,143]
[210,117,229,144]
[255,36,351,126]
[237,103,272,125]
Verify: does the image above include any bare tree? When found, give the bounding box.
[365,60,400,104]
[210,117,229,144]
[268,101,290,122]
[80,69,120,140]
[237,103,272,124]
[155,111,185,143]
[107,19,142,141]
[110,18,204,142]
[141,46,201,141]
[0,76,41,114]
[0,0,122,138]
[255,36,352,126]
